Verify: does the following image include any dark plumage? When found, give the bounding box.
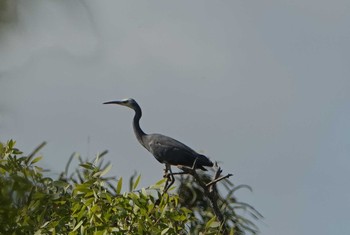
[103,98,213,170]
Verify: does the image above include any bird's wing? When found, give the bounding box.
[146,134,198,167]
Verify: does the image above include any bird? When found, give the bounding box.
[103,98,214,188]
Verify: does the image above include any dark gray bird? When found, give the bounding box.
[103,98,214,173]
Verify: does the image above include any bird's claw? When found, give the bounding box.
[163,168,169,178]
[163,172,173,181]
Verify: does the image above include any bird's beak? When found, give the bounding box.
[103,100,124,105]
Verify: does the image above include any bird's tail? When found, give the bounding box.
[196,154,214,170]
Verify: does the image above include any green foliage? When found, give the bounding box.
[0,141,190,234]
[0,140,260,234]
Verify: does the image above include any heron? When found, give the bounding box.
[103,98,213,190]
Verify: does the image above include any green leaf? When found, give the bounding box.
[73,220,84,232]
[34,166,43,172]
[8,139,15,149]
[30,156,43,165]
[156,178,167,185]
[161,228,169,235]
[141,188,147,196]
[26,142,46,164]
[99,163,112,177]
[205,216,217,229]
[116,177,123,194]
[80,163,94,170]
[40,221,50,228]
[85,197,95,206]
[209,221,221,228]
[74,184,91,193]
[133,174,141,190]
[0,142,4,155]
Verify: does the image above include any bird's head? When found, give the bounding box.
[103,98,138,109]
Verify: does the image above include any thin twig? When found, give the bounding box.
[206,173,233,187]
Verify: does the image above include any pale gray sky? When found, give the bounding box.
[1,1,350,234]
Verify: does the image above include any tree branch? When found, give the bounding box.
[176,164,233,235]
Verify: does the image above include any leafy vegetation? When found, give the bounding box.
[0,140,261,234]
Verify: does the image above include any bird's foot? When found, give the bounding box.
[163,171,170,179]
[163,176,175,194]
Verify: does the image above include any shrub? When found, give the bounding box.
[0,140,261,234]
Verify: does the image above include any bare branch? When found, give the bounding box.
[206,173,233,188]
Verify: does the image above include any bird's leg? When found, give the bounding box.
[163,164,175,194]
[163,164,171,190]
[163,165,169,178]
[167,166,175,189]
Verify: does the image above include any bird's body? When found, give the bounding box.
[104,98,213,170]
[143,133,212,170]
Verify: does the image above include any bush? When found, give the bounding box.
[0,140,261,234]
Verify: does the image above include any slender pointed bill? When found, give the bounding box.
[103,100,123,105]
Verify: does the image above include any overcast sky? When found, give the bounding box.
[1,1,350,234]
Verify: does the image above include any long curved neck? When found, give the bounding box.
[132,103,146,146]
